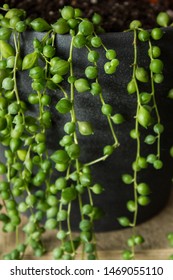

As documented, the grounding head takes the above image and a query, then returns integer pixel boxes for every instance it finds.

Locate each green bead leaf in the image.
[80,173,92,187]
[66,143,80,159]
[0,27,12,40]
[137,183,151,195]
[50,150,70,164]
[50,58,70,76]
[149,59,164,74]
[79,20,94,36]
[57,210,68,221]
[74,78,90,93]
[55,98,72,114]
[9,138,22,152]
[168,88,173,99]
[104,61,116,74]
[153,123,164,134]
[17,150,27,161]
[111,113,125,124]
[126,200,136,212]
[80,231,92,242]
[53,247,63,259]
[118,216,131,227]
[122,250,133,260]
[45,218,57,230]
[0,116,7,131]
[127,79,136,94]
[62,187,77,202]
[52,18,70,34]
[0,213,10,223]
[144,135,156,145]
[122,174,133,184]
[24,158,33,173]
[78,121,94,136]
[0,40,15,58]
[30,18,51,32]
[82,204,93,215]
[129,20,142,29]
[135,67,149,83]
[0,69,8,88]
[138,196,151,206]
[137,106,152,128]
[91,183,104,194]
[103,145,114,156]
[5,8,25,19]
[29,66,44,79]
[8,101,20,114]
[134,235,145,245]
[156,12,171,27]
[79,220,92,232]
[22,52,38,70]
[0,162,7,174]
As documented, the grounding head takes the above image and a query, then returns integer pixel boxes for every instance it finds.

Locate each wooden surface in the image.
[1,189,173,260]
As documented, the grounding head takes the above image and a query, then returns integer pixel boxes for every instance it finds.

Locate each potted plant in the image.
[0,3,173,260]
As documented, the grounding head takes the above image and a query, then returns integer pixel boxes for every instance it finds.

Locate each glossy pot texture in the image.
[1,28,173,231]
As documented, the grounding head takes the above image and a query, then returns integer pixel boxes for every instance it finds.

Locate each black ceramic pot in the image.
[1,28,173,231]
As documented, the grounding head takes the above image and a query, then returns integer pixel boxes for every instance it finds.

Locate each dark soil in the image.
[3,0,173,31]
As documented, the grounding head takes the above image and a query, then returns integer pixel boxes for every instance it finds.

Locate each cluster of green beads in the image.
[119,12,172,260]
[0,4,172,260]
[48,6,121,261]
[0,4,123,260]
